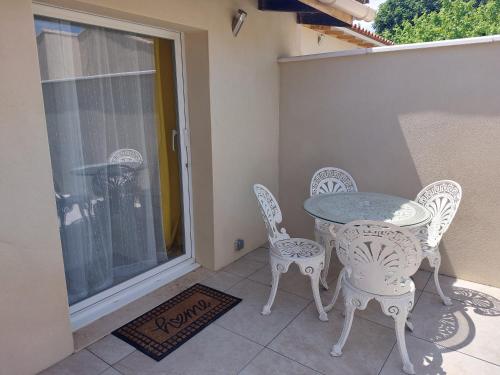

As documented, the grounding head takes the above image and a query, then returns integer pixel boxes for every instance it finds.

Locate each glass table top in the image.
[71,162,145,176]
[303,192,431,228]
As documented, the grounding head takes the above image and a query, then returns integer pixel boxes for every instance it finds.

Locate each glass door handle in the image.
[171,129,178,152]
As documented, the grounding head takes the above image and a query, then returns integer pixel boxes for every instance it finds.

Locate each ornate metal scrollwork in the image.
[415,180,462,307]
[254,183,327,322]
[274,238,323,259]
[304,266,314,274]
[253,184,290,246]
[336,221,422,296]
[416,180,462,248]
[351,298,362,308]
[310,167,358,196]
[388,305,400,316]
[333,220,421,375]
[310,167,358,290]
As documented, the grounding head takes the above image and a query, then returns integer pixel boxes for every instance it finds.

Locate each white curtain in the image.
[36,16,168,305]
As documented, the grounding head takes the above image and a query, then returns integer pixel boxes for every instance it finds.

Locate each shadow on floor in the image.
[430,286,500,344]
[412,286,500,374]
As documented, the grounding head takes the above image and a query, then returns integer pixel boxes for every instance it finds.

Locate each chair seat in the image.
[344,272,416,297]
[271,238,324,260]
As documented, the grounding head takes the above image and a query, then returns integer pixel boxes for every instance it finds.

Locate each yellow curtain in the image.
[154,38,182,250]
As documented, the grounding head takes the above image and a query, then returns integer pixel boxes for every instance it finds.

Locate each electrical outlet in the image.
[234,239,244,251]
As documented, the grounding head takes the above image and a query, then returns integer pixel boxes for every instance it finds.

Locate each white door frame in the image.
[33,3,197,330]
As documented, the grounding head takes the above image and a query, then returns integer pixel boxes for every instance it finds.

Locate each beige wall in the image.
[299,25,359,54]
[184,30,215,269]
[0,1,74,374]
[0,0,309,372]
[279,41,500,288]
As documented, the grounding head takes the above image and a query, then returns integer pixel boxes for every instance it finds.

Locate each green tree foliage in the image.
[374,0,489,35]
[386,0,500,44]
[374,0,442,34]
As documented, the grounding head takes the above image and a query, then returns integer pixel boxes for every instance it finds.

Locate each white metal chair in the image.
[327,220,422,375]
[310,167,358,289]
[253,184,328,321]
[415,180,462,306]
[109,148,143,167]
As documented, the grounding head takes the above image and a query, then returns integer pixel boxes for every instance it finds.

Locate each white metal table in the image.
[303,192,431,229]
[304,191,431,339]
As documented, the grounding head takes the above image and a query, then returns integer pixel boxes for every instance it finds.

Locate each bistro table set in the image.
[253,167,462,374]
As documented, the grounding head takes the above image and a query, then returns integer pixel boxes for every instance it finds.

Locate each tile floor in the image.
[41,246,500,375]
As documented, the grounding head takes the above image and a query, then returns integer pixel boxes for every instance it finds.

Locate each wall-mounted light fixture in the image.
[318,33,325,45]
[232,9,247,37]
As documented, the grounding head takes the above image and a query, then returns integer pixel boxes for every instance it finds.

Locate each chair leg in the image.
[325,268,345,312]
[262,263,282,315]
[315,230,331,290]
[309,267,328,321]
[320,236,334,290]
[405,311,414,332]
[394,309,415,375]
[428,252,452,306]
[331,298,356,357]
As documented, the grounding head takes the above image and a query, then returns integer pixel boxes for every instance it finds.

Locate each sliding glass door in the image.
[34,13,190,307]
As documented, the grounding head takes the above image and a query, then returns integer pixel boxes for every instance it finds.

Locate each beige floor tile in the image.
[201,271,244,291]
[380,335,500,375]
[249,261,342,301]
[269,305,396,375]
[322,262,346,295]
[39,349,109,375]
[216,278,310,345]
[87,335,135,365]
[248,263,315,300]
[150,267,215,299]
[242,247,269,264]
[114,324,262,375]
[73,293,167,352]
[223,257,267,278]
[101,368,123,375]
[412,270,432,291]
[240,348,321,375]
[48,254,500,375]
[410,291,500,365]
[424,274,500,301]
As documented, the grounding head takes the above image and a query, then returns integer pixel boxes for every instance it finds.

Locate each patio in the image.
[41,245,500,375]
[5,1,500,373]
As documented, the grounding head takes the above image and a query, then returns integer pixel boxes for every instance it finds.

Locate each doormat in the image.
[113,283,241,361]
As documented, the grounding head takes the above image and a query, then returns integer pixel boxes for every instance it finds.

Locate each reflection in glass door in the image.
[34,15,187,306]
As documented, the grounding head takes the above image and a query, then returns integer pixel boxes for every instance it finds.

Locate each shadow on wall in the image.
[278,42,500,286]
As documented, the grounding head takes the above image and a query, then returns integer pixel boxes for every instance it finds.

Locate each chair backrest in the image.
[333,220,422,296]
[253,184,290,246]
[416,180,462,247]
[109,148,143,166]
[310,167,358,197]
